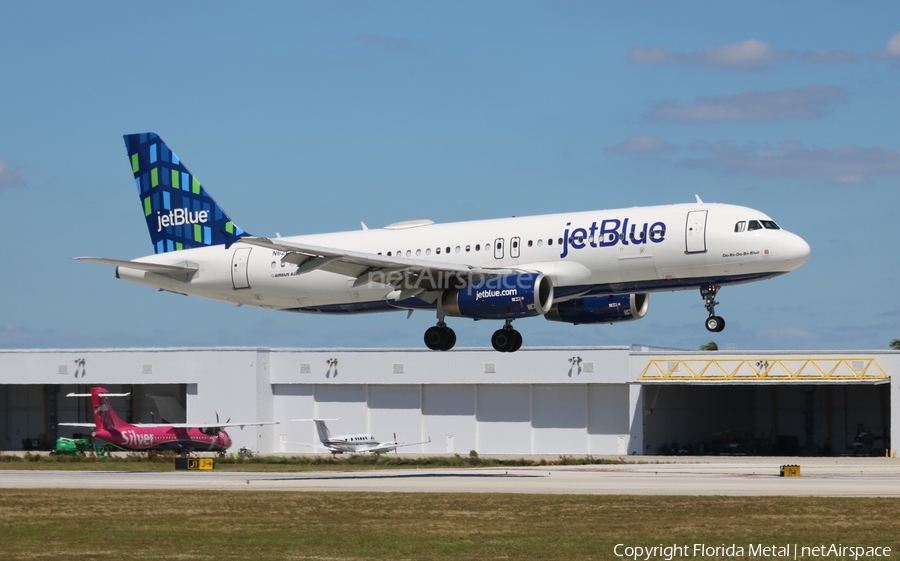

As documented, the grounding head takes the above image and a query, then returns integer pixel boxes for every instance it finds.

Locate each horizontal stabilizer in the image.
[74,257,198,276]
[66,392,131,398]
[137,421,279,429]
[57,422,96,427]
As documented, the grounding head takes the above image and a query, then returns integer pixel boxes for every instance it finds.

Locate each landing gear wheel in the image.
[509,330,523,352]
[424,325,456,351]
[491,329,513,352]
[491,329,522,352]
[700,284,725,333]
[705,316,725,333]
[424,326,444,350]
[440,328,456,351]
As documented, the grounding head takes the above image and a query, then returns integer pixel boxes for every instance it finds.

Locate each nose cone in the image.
[220,431,232,450]
[783,233,811,269]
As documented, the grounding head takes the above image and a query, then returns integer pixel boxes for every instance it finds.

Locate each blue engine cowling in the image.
[442,273,554,320]
[544,293,649,324]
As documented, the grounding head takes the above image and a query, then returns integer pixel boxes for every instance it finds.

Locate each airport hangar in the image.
[1,346,897,457]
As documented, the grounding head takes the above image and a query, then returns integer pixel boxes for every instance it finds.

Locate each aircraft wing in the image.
[241,237,530,292]
[286,441,334,451]
[360,436,432,454]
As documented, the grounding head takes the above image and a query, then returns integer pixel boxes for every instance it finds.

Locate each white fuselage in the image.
[322,434,383,453]
[116,202,810,314]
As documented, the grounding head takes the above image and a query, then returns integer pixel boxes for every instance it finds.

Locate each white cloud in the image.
[604,136,679,154]
[628,39,855,69]
[887,31,900,56]
[627,46,670,64]
[703,39,782,67]
[680,141,900,183]
[830,174,870,185]
[644,85,846,123]
[0,159,26,189]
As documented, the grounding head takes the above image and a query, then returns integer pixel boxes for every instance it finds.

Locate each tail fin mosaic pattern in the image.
[124,132,248,254]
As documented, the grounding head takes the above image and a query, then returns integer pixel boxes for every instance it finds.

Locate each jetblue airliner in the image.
[78,133,810,352]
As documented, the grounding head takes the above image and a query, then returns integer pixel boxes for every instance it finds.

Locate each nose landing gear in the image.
[701,283,725,333]
[491,320,523,353]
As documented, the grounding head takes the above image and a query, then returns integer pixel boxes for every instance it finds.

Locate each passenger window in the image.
[406,250,411,257]
[527,240,532,247]
[475,244,480,251]
[748,220,762,231]
[537,239,543,247]
[416,249,421,256]
[387,251,392,256]
[446,247,451,254]
[761,220,780,230]
[426,248,431,255]
[558,238,563,245]
[436,247,441,254]
[465,245,471,252]
[734,221,746,233]
[455,246,460,253]
[548,238,553,246]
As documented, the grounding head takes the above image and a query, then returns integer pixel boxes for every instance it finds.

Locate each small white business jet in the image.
[77,133,810,352]
[291,419,430,455]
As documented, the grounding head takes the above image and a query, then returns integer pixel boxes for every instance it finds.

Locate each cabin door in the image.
[231,247,252,289]
[685,210,708,254]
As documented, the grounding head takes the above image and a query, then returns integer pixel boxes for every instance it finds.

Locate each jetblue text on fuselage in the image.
[156,208,209,232]
[560,218,666,258]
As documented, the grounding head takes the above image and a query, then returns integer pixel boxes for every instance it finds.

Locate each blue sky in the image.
[1,2,899,351]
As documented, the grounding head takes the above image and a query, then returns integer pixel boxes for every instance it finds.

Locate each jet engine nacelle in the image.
[544,293,649,325]
[442,273,554,320]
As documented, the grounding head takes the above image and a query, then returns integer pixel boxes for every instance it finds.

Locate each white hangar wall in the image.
[1,347,897,456]
[265,347,635,455]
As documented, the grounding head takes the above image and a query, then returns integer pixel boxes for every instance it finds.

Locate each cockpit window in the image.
[761,220,780,230]
[734,221,746,233]
[747,220,762,231]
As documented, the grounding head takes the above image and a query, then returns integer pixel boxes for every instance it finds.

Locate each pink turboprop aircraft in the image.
[58,387,276,453]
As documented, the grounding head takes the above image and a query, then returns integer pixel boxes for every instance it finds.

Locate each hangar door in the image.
[642,383,890,456]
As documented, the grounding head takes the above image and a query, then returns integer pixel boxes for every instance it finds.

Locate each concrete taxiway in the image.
[2,457,899,496]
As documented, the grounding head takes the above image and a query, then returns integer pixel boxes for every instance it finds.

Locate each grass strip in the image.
[0,451,626,471]
[0,491,898,560]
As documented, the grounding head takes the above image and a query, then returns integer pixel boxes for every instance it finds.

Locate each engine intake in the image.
[442,273,554,320]
[544,293,649,325]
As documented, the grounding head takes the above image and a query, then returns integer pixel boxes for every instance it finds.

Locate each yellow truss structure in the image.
[638,357,890,382]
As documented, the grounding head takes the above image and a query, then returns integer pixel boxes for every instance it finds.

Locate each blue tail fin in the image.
[124,133,249,254]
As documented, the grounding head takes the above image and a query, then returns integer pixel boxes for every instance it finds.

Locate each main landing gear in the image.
[424,322,456,351]
[701,283,726,333]
[423,319,524,352]
[491,320,523,353]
